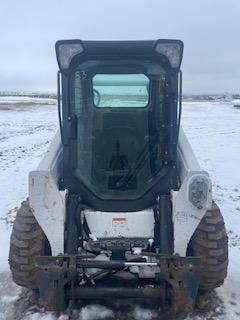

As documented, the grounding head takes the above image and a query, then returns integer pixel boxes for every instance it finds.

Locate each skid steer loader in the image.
[9,39,228,314]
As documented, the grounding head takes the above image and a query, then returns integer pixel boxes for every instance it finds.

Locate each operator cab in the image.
[56,40,183,211]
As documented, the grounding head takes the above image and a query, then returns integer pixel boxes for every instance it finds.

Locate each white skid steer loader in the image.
[9,39,228,314]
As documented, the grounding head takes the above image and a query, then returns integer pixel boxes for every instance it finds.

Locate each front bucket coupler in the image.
[36,254,201,313]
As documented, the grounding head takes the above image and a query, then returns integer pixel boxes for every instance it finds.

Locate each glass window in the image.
[92,74,149,108]
[70,61,168,200]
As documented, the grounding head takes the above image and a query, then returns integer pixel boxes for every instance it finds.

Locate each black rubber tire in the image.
[188,202,228,290]
[9,200,49,289]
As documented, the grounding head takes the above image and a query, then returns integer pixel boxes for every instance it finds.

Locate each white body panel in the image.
[29,131,66,255]
[172,128,212,255]
[28,127,212,257]
[84,209,154,238]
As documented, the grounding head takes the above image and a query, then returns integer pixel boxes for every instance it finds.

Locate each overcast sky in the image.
[0,0,240,94]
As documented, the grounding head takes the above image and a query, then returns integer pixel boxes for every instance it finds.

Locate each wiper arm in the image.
[116,142,150,189]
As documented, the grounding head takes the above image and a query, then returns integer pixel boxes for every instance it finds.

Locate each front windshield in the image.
[70,60,168,200]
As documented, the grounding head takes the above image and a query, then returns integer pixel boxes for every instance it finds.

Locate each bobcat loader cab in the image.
[9,40,228,314]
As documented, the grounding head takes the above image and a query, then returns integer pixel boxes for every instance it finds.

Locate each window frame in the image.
[67,59,174,204]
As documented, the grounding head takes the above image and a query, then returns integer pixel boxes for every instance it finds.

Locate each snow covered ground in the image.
[0,96,56,108]
[0,100,240,319]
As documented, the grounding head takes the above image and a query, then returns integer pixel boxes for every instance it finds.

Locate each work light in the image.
[189,176,209,209]
[155,40,183,69]
[55,40,84,70]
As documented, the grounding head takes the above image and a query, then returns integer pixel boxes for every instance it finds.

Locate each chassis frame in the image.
[36,254,201,314]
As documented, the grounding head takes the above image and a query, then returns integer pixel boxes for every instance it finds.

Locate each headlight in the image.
[189,176,209,209]
[155,40,183,69]
[55,40,84,70]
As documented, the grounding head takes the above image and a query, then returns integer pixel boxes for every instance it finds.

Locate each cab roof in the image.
[55,39,184,71]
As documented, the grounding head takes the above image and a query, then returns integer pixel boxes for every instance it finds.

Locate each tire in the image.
[187,202,228,290]
[9,200,50,288]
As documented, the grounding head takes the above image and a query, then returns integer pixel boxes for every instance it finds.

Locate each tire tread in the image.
[188,202,228,290]
[9,200,46,288]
